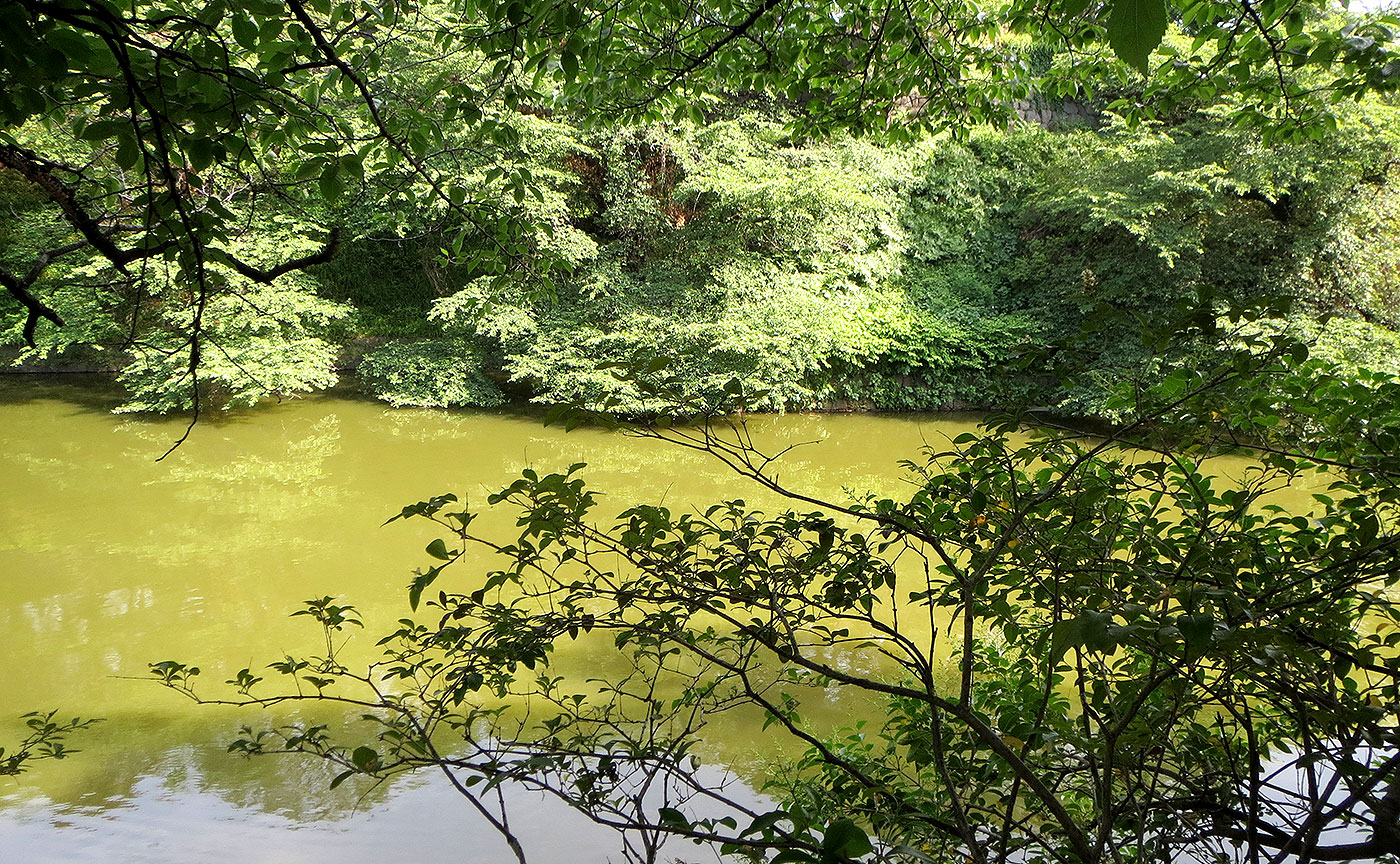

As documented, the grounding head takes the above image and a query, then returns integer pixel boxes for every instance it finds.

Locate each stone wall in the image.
[1011,98,1101,131]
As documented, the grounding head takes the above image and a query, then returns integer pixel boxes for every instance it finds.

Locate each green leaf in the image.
[340,152,364,185]
[80,119,127,142]
[426,538,452,560]
[1107,0,1168,73]
[44,28,96,66]
[1050,611,1116,664]
[821,818,872,858]
[319,162,344,201]
[115,135,140,170]
[185,137,214,171]
[408,565,442,611]
[329,769,355,789]
[1049,617,1082,666]
[295,157,326,182]
[231,15,259,50]
[743,810,789,836]
[350,746,378,770]
[1178,612,1214,659]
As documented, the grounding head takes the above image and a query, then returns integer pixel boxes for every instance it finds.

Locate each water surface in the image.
[0,378,990,863]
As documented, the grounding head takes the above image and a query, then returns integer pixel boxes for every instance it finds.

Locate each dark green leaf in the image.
[350,746,378,770]
[426,538,453,560]
[821,818,872,857]
[1107,0,1168,72]
[319,162,344,201]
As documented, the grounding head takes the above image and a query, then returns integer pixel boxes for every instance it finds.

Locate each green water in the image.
[0,377,996,863]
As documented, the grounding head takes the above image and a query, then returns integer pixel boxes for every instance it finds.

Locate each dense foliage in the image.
[7,101,1400,417]
[3,0,1400,421]
[4,2,1400,862]
[422,105,1400,415]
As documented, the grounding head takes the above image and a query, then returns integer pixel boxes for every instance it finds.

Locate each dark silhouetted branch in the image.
[223,228,341,283]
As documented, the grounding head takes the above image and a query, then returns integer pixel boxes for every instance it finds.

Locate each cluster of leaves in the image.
[357,337,506,408]
[0,181,351,410]
[0,0,561,422]
[0,711,100,777]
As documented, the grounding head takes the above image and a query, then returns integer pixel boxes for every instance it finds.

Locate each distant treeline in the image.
[6,102,1400,418]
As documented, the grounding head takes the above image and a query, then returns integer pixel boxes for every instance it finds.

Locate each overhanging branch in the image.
[222,227,341,283]
[0,264,65,346]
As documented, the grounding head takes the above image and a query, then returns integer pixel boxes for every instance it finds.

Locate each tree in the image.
[4,1,1399,859]
[150,332,1400,863]
[0,0,547,434]
[3,0,1399,431]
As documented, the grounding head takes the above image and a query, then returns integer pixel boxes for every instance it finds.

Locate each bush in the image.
[358,339,506,408]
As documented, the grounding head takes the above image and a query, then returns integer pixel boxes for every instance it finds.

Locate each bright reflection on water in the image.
[0,377,989,863]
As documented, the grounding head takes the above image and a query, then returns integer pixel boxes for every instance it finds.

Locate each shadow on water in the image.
[0,373,301,435]
[0,373,126,414]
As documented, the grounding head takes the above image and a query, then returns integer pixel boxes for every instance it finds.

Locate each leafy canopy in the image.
[3,0,1399,424]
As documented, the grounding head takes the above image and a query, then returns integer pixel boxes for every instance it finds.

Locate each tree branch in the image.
[222,227,341,283]
[0,263,66,346]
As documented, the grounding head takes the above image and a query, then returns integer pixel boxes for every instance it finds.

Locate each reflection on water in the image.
[0,377,986,862]
[0,756,655,864]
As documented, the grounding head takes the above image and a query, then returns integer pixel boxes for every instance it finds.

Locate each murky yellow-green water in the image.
[0,377,997,863]
[0,376,1328,863]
